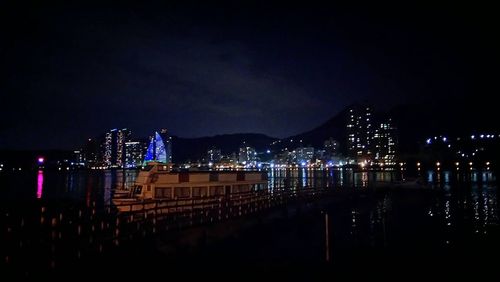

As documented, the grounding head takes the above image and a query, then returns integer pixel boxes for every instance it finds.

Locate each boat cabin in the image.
[131,162,268,200]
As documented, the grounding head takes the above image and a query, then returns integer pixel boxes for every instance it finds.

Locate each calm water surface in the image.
[1,168,498,278]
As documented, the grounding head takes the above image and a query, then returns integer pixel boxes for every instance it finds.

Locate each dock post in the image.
[325,212,330,263]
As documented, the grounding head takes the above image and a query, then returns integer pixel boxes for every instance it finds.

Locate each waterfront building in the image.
[103,129,118,167]
[125,141,144,168]
[238,144,257,165]
[117,128,131,168]
[324,137,339,159]
[373,119,397,165]
[207,147,222,163]
[295,146,315,164]
[83,137,102,168]
[73,150,85,166]
[347,106,373,161]
[103,128,131,168]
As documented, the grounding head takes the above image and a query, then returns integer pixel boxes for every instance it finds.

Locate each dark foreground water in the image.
[1,168,499,279]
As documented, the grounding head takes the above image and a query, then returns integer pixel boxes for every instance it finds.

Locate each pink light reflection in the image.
[37,170,44,199]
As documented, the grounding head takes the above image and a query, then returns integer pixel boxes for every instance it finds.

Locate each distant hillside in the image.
[172,133,278,162]
[266,98,500,158]
[285,108,349,148]
[2,98,496,165]
[5,99,495,164]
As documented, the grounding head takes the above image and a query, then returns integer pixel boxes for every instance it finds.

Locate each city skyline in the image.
[2,2,498,149]
[2,2,500,278]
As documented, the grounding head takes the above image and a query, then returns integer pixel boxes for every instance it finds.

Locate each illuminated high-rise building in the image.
[117,128,131,168]
[238,144,257,164]
[104,129,118,167]
[125,141,144,168]
[324,138,339,158]
[346,106,373,160]
[373,119,397,165]
[295,147,315,164]
[207,147,222,163]
[73,150,85,166]
[104,128,131,168]
[83,138,101,168]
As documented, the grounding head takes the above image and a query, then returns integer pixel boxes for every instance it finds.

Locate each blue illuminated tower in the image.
[143,131,169,164]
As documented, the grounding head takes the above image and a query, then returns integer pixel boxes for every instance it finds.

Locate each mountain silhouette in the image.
[172,98,499,162]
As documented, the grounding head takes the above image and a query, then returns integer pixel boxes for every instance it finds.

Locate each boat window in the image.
[192,186,208,197]
[157,165,169,171]
[155,187,172,199]
[234,185,250,193]
[133,185,142,194]
[142,165,154,171]
[174,187,190,198]
[209,186,224,196]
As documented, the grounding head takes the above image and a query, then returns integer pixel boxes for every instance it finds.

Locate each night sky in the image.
[1,1,498,149]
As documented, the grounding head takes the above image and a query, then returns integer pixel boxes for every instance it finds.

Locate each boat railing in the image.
[112,186,331,219]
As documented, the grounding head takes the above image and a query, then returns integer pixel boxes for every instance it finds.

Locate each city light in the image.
[37,157,45,164]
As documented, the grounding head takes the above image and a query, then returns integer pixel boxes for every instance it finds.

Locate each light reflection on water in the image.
[267,168,402,190]
[268,168,498,248]
[2,168,498,237]
[36,170,44,199]
[2,169,138,206]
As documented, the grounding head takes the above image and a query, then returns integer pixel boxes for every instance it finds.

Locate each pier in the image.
[2,185,340,277]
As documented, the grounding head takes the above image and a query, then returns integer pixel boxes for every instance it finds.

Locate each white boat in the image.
[112,162,269,212]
